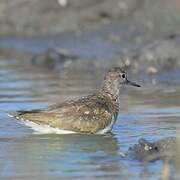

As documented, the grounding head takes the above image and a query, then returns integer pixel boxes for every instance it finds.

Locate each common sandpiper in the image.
[9,67,140,134]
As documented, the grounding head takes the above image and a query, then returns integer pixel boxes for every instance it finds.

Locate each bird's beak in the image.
[126,79,141,87]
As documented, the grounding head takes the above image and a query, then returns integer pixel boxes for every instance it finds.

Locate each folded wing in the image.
[9,95,113,133]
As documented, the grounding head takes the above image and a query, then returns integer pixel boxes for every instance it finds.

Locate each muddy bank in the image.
[122,35,180,75]
[0,0,142,36]
[0,0,180,36]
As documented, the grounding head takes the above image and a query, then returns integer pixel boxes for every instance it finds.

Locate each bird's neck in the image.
[101,80,120,98]
[99,81,121,104]
[97,83,120,119]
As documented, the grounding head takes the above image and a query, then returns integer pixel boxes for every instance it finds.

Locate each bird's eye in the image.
[122,74,126,79]
[154,146,159,152]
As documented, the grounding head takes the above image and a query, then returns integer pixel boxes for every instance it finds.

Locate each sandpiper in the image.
[9,67,140,134]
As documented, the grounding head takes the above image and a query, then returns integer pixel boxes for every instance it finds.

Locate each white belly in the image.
[97,117,116,134]
[13,115,116,135]
[22,120,76,134]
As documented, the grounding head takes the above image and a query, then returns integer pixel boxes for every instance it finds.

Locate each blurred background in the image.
[0,0,180,77]
[0,0,180,179]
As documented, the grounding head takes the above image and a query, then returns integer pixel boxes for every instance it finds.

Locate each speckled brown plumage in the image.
[9,67,140,134]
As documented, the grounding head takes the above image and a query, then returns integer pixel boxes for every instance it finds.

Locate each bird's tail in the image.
[8,110,40,119]
[8,111,26,120]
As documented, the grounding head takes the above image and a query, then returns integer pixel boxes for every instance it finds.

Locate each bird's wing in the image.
[9,95,113,133]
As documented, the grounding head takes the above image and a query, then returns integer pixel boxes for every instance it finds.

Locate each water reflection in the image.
[1,134,129,179]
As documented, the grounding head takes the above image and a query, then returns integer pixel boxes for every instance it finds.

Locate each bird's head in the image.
[102,67,140,96]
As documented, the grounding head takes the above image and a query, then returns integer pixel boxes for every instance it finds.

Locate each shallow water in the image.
[0,57,180,180]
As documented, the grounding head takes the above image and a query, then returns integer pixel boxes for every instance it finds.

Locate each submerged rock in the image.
[31,48,79,69]
[126,137,180,162]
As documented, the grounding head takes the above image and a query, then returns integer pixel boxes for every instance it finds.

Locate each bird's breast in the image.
[96,115,116,134]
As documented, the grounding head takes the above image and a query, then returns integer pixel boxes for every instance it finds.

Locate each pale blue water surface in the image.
[0,42,180,180]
